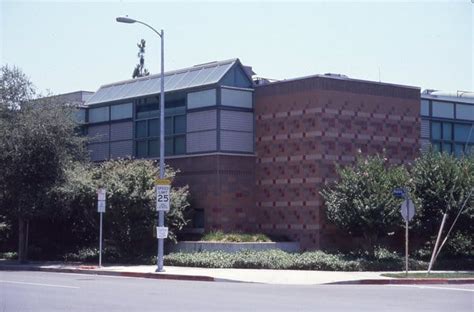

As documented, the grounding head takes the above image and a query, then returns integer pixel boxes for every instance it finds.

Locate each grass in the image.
[201,231,272,243]
[382,272,474,279]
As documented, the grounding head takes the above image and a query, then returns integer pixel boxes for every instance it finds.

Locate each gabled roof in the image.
[86,58,241,106]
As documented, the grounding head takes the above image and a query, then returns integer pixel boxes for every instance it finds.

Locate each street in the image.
[1,271,473,311]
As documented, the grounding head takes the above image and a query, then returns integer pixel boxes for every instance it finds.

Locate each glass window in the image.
[165,117,173,135]
[432,142,441,152]
[89,106,109,123]
[149,119,160,137]
[432,101,454,119]
[443,143,452,154]
[174,115,186,134]
[165,137,173,156]
[135,121,147,138]
[149,139,160,157]
[454,124,474,143]
[432,122,441,140]
[455,144,464,157]
[174,135,186,155]
[136,141,147,158]
[111,103,133,120]
[442,122,452,140]
[420,100,430,116]
[74,108,86,124]
[456,104,474,121]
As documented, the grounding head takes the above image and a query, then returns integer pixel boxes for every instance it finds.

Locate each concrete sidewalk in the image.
[1,261,473,285]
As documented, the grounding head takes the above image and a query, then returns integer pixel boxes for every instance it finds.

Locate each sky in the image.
[1,0,473,95]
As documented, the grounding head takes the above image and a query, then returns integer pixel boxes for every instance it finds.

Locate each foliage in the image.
[0,64,35,112]
[51,159,190,261]
[0,65,86,261]
[164,248,429,271]
[321,153,409,254]
[411,151,474,240]
[201,231,272,243]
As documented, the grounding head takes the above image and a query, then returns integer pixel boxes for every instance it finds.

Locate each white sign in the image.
[156,226,168,239]
[401,199,415,222]
[156,185,171,211]
[97,188,106,201]
[98,200,106,213]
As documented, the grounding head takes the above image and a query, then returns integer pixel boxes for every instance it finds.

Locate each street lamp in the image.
[116,16,166,272]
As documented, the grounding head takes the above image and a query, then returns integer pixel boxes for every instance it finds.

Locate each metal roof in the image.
[86,59,238,105]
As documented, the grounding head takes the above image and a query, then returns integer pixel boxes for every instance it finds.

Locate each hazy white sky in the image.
[1,0,473,95]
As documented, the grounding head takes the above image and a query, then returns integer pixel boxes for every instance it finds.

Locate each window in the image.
[111,103,133,120]
[442,122,452,140]
[454,124,474,143]
[89,106,109,123]
[134,96,186,157]
[136,120,147,138]
[432,101,454,119]
[456,104,474,121]
[136,141,147,158]
[431,122,441,140]
[442,143,452,154]
[420,100,430,116]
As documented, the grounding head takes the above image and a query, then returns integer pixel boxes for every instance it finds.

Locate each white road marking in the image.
[389,285,474,293]
[0,280,79,289]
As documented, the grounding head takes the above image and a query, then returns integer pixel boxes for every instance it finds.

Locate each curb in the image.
[0,265,215,282]
[326,278,474,285]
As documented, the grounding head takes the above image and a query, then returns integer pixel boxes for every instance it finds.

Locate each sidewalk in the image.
[1,261,473,285]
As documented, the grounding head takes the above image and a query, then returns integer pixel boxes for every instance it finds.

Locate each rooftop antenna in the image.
[132,39,150,78]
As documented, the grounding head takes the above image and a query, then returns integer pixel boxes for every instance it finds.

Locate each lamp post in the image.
[116,16,166,272]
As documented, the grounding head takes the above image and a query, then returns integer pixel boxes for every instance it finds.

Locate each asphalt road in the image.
[1,271,473,312]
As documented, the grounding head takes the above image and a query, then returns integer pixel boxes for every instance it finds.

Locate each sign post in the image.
[395,187,415,276]
[155,179,170,272]
[97,188,106,267]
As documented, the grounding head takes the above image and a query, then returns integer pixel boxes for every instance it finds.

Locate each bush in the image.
[164,249,430,271]
[201,231,272,243]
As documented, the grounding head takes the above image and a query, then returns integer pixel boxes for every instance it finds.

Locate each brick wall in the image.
[168,155,256,233]
[254,76,420,250]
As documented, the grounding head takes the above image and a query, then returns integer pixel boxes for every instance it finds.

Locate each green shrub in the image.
[201,231,272,243]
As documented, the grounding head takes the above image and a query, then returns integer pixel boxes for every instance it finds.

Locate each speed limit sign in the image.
[155,179,171,211]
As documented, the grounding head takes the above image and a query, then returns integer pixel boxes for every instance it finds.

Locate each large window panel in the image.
[454,124,474,143]
[221,88,253,109]
[187,89,217,109]
[442,122,452,140]
[456,104,474,121]
[136,120,147,138]
[420,100,430,116]
[431,122,441,140]
[432,101,454,119]
[111,103,133,120]
[174,115,186,134]
[149,139,160,157]
[148,119,160,137]
[136,140,147,158]
[89,106,109,123]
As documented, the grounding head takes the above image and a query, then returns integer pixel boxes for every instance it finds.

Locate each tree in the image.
[321,153,409,255]
[53,159,190,261]
[0,65,86,262]
[411,151,473,255]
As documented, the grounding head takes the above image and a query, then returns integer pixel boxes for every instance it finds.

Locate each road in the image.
[1,271,472,311]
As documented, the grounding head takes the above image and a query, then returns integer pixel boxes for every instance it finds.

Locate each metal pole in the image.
[428,213,448,273]
[157,29,165,272]
[99,212,103,267]
[405,194,409,276]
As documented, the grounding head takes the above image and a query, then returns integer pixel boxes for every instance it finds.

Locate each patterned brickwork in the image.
[168,155,256,232]
[254,76,420,250]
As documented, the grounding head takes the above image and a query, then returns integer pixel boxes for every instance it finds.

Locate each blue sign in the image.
[393,188,405,198]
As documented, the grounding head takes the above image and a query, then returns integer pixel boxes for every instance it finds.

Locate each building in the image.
[420,90,474,156]
[82,58,425,249]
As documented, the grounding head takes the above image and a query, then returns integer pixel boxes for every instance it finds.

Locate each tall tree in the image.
[0,65,86,262]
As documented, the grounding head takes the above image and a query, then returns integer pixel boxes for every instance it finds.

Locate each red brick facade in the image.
[169,155,256,232]
[254,76,420,249]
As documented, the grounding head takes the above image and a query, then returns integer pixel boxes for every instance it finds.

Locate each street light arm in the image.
[135,20,163,38]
